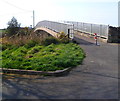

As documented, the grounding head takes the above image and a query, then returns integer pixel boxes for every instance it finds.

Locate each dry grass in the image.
[1,29,70,47]
[1,30,52,46]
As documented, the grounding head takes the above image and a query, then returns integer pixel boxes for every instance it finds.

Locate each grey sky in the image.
[0,0,119,28]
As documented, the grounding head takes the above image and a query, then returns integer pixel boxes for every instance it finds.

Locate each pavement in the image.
[2,33,119,100]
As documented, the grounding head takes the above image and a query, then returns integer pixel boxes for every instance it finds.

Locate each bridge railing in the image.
[35,20,74,37]
[35,20,109,39]
[65,21,109,39]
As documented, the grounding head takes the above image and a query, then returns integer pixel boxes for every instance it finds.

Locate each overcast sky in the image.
[0,0,119,29]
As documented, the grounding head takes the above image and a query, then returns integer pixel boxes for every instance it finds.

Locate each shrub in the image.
[2,44,18,51]
[58,32,69,43]
[2,44,11,51]
[25,40,39,48]
[17,27,32,36]
[42,37,60,46]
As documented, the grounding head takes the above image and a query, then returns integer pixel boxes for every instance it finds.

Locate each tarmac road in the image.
[2,33,119,100]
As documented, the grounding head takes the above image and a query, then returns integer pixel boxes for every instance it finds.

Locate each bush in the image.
[42,37,60,46]
[58,32,69,43]
[27,45,43,54]
[2,44,10,51]
[2,44,18,51]
[25,40,39,48]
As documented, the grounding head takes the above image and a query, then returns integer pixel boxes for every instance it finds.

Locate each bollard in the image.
[94,33,100,46]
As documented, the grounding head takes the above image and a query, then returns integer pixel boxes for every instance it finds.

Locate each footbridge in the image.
[34,20,74,39]
[35,20,109,40]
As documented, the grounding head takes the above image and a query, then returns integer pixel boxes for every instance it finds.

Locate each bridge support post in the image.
[68,29,70,38]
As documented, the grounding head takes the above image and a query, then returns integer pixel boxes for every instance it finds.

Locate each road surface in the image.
[2,33,119,100]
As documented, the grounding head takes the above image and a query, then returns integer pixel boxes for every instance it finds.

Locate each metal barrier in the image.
[65,21,109,39]
[35,20,74,39]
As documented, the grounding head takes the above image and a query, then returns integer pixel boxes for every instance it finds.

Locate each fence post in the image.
[107,25,109,39]
[91,24,92,34]
[82,23,84,31]
[73,24,74,38]
[77,22,78,31]
[100,24,102,37]
[68,29,70,38]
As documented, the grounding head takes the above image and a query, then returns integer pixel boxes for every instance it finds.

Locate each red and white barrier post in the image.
[94,33,98,45]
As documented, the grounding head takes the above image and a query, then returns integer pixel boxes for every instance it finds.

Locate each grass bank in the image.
[1,43,85,71]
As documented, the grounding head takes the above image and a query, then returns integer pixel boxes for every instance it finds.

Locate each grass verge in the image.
[1,43,85,71]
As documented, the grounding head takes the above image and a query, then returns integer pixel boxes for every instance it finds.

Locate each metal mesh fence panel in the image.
[65,21,109,38]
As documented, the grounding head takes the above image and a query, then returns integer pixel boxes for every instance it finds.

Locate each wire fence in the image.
[65,21,109,38]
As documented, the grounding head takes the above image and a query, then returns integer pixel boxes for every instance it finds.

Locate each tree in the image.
[6,17,21,36]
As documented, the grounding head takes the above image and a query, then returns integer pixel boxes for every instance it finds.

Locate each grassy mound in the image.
[1,43,85,71]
